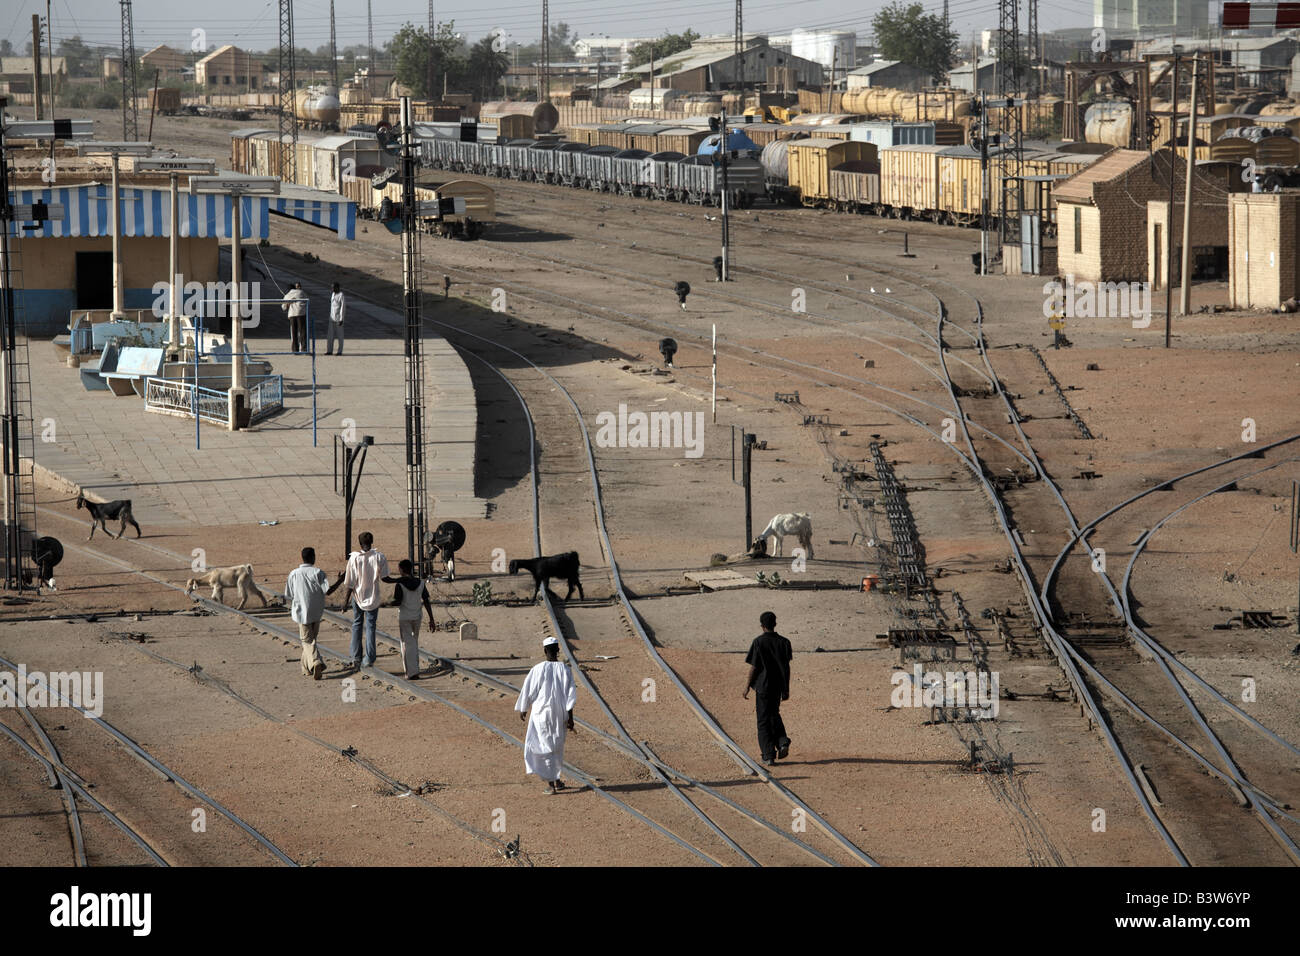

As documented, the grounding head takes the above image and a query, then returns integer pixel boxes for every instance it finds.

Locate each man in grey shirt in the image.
[286,547,343,680]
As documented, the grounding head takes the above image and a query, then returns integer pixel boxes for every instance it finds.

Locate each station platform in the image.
[30,274,486,527]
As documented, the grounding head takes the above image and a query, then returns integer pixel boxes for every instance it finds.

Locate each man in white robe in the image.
[515,637,578,794]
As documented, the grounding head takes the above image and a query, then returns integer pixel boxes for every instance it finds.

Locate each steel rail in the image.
[458,337,843,866]
[17,707,87,866]
[0,718,167,866]
[37,503,838,866]
[474,347,759,867]
[426,316,880,866]
[46,534,721,866]
[0,648,298,867]
[1117,458,1300,761]
[932,301,1191,865]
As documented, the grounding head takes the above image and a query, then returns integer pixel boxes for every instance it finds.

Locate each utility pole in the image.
[329,0,337,87]
[720,111,730,281]
[367,0,375,75]
[399,97,430,574]
[278,0,297,183]
[541,0,550,101]
[31,17,42,121]
[1027,0,1038,99]
[735,0,743,90]
[979,91,989,276]
[1165,49,1180,348]
[46,0,55,121]
[1180,54,1199,317]
[120,1,138,141]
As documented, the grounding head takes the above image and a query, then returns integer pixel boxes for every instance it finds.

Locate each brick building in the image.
[196,45,263,89]
[1228,192,1300,310]
[141,45,189,81]
[1055,149,1228,284]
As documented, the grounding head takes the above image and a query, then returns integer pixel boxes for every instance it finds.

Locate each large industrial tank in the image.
[296,86,342,127]
[761,139,793,183]
[790,28,856,72]
[698,129,761,155]
[629,87,684,110]
[1084,101,1133,147]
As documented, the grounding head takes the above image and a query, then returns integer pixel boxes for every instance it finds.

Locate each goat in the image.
[186,564,268,610]
[76,493,142,541]
[508,552,584,602]
[752,513,813,559]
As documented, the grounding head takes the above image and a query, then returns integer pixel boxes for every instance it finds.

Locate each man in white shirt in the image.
[326,282,345,356]
[515,637,578,795]
[282,282,309,353]
[337,531,391,670]
[285,547,343,680]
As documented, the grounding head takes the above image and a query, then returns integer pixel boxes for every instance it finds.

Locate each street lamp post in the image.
[189,175,280,430]
[76,141,153,320]
[136,157,216,355]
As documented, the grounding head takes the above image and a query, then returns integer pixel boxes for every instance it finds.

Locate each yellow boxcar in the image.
[828,165,881,210]
[937,147,984,223]
[1258,136,1300,166]
[880,144,945,215]
[787,139,877,204]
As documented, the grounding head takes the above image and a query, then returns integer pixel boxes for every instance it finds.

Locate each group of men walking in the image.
[281,534,793,791]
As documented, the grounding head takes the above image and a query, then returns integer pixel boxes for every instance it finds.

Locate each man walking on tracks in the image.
[283,282,309,353]
[515,636,577,795]
[743,610,792,766]
[286,547,340,680]
[336,531,390,671]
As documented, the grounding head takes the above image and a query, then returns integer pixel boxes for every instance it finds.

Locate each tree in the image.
[0,39,14,58]
[57,36,96,77]
[549,22,575,61]
[626,30,699,70]
[465,36,509,100]
[871,2,956,83]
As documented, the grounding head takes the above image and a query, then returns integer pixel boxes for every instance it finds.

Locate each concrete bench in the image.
[101,346,166,397]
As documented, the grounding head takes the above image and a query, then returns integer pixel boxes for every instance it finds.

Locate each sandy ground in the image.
[3,108,1298,868]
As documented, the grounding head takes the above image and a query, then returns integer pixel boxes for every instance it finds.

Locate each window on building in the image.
[1073,206,1082,254]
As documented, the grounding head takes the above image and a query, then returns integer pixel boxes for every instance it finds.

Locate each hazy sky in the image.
[4,0,1097,55]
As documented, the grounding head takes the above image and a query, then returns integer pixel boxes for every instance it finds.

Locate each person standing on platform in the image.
[742,610,793,766]
[283,282,308,353]
[515,637,578,795]
[326,283,346,355]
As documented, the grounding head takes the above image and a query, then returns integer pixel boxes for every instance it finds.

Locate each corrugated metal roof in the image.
[1052,148,1152,203]
[789,138,855,149]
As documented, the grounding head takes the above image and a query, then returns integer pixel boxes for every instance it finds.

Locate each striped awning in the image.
[7,183,355,240]
[270,184,357,239]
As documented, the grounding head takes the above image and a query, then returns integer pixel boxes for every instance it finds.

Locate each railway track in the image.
[363,185,1300,864]
[0,643,296,867]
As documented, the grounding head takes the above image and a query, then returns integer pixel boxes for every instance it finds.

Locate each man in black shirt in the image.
[743,610,793,766]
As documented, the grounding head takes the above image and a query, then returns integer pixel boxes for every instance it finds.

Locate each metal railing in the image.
[247,374,283,422]
[143,377,229,424]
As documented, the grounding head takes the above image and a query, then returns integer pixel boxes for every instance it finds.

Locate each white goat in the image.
[753,513,813,559]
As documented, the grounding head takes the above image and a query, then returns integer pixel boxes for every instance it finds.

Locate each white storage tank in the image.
[790,29,856,72]
[629,87,685,110]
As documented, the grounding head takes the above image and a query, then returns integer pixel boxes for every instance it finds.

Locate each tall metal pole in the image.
[735,0,743,90]
[1179,54,1199,317]
[46,0,55,120]
[742,433,753,549]
[542,0,550,101]
[367,0,375,74]
[31,17,42,121]
[110,153,125,318]
[980,91,989,276]
[278,0,298,183]
[1165,53,1178,348]
[120,1,138,141]
[330,0,338,88]
[720,111,730,281]
[0,105,17,586]
[169,171,180,351]
[400,97,429,574]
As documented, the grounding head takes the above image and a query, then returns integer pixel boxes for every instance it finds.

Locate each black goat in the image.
[508,552,583,602]
[76,493,142,541]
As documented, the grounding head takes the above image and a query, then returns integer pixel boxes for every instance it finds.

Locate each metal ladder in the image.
[0,195,40,589]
